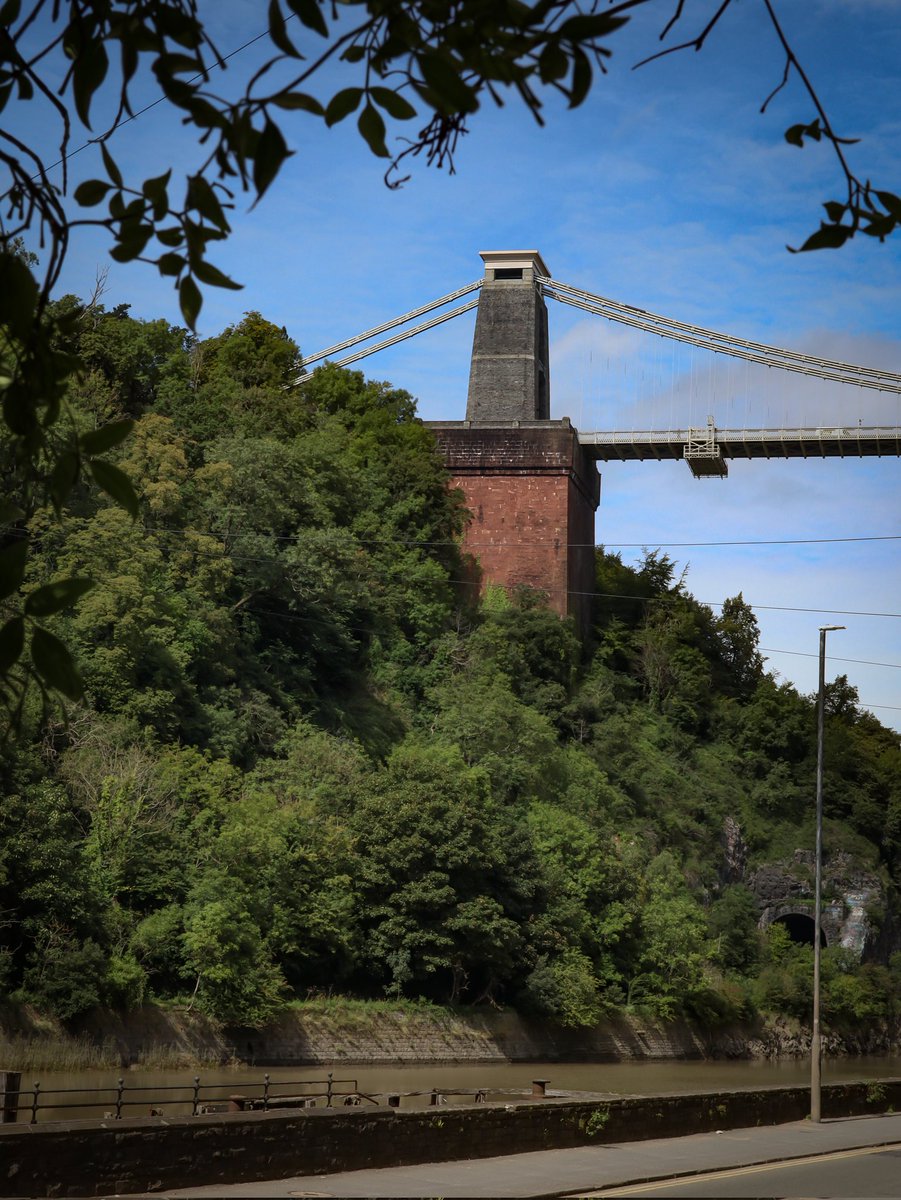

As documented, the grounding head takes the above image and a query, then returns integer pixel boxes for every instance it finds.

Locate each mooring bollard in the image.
[0,1072,21,1124]
[531,1079,550,1098]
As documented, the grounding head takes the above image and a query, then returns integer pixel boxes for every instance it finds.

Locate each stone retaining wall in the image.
[65,1006,742,1068]
[5,1080,901,1197]
[7,1005,900,1071]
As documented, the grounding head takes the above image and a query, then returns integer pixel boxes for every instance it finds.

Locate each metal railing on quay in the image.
[0,1073,556,1125]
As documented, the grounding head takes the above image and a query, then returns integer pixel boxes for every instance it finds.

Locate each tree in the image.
[350,740,533,1002]
[2,0,896,715]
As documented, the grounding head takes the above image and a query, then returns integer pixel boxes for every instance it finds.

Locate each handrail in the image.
[0,1073,545,1124]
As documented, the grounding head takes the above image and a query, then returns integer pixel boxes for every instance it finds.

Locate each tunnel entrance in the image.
[773,912,827,947]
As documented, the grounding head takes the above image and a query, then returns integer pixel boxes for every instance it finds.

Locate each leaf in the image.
[876,191,901,221]
[110,226,153,261]
[0,616,24,675]
[538,42,569,84]
[31,625,84,700]
[49,449,79,510]
[358,103,390,158]
[0,253,39,336]
[268,0,300,57]
[25,577,94,618]
[286,0,328,37]
[193,260,243,290]
[795,223,853,252]
[0,0,23,26]
[823,201,846,223]
[100,139,123,187]
[569,47,592,108]
[861,214,895,239]
[558,13,629,41]
[179,275,203,330]
[0,538,28,601]
[157,252,186,276]
[187,174,229,230]
[325,87,364,127]
[784,124,806,148]
[73,179,112,206]
[253,119,290,198]
[418,53,479,115]
[157,226,185,247]
[271,91,324,115]
[79,418,134,455]
[369,87,417,121]
[72,39,109,128]
[142,169,172,219]
[88,458,140,516]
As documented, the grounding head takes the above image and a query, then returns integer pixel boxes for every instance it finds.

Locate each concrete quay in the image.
[157,1112,901,1198]
[6,1081,901,1197]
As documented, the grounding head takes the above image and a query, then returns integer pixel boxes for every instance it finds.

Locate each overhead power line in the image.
[759,647,901,670]
[55,521,901,621]
[241,607,900,714]
[148,524,901,550]
[31,26,279,184]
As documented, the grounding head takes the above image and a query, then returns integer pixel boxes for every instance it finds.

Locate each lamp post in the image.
[811,623,844,1124]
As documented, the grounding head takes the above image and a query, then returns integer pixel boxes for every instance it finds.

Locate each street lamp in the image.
[811,624,845,1124]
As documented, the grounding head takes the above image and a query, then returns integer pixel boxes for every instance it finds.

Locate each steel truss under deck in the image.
[580,419,901,478]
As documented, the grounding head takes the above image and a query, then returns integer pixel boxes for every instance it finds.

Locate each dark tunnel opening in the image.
[773,911,827,947]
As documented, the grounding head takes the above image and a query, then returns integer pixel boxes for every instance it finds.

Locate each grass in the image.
[0,1034,122,1072]
[0,1033,242,1073]
[285,995,456,1032]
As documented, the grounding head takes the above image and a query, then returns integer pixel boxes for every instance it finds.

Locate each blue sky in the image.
[13,0,901,730]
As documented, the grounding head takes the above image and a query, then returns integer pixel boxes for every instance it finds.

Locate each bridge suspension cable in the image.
[294,279,482,384]
[539,277,901,394]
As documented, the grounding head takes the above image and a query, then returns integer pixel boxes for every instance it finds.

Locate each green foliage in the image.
[520,949,606,1028]
[1,316,899,1030]
[2,0,891,725]
[709,885,761,973]
[20,935,108,1021]
[584,1106,610,1137]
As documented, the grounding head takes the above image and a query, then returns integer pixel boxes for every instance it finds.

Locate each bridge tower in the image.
[430,251,600,632]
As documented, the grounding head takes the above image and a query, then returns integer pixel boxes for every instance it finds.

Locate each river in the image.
[12,1056,901,1124]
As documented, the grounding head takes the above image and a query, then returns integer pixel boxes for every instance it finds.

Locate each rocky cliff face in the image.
[724,820,889,959]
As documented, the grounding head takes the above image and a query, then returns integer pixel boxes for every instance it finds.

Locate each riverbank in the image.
[2,1001,900,1072]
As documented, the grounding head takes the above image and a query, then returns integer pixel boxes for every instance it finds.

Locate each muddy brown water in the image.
[10,1056,901,1123]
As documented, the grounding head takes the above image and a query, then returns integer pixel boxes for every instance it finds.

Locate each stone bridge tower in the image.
[430,251,600,632]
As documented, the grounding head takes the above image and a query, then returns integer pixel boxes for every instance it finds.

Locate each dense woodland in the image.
[2,300,900,1031]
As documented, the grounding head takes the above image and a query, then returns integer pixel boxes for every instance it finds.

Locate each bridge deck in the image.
[578,426,901,462]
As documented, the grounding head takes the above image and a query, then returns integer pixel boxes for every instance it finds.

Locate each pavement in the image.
[158,1110,901,1198]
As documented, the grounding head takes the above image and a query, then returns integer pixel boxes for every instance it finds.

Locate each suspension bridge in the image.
[296,250,901,478]
[294,250,901,627]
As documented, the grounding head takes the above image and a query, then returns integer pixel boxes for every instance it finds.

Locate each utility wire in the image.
[58,523,900,621]
[243,609,897,710]
[31,25,279,182]
[759,647,901,670]
[147,524,901,550]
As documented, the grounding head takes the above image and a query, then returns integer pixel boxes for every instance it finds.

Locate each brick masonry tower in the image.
[430,251,600,631]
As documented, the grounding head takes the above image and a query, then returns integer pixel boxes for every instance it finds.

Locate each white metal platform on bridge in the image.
[578,424,901,478]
